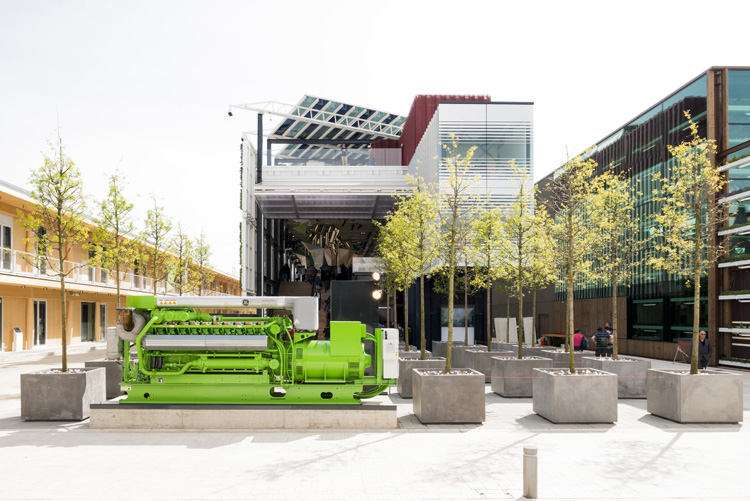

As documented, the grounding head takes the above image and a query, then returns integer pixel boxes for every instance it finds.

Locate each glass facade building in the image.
[538,67,750,362]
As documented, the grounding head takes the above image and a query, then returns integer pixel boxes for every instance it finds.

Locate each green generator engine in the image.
[115,295,399,404]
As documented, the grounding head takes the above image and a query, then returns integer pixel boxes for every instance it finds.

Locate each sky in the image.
[1,0,747,276]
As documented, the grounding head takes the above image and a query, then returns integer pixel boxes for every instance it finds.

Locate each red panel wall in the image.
[399,95,491,166]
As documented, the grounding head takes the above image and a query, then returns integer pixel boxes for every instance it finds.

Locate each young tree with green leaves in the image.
[526,203,555,347]
[590,167,646,360]
[501,165,549,359]
[93,170,135,308]
[190,232,215,295]
[376,174,441,358]
[470,205,507,352]
[649,112,725,374]
[547,151,605,372]
[171,223,193,296]
[142,196,173,295]
[20,136,89,372]
[375,211,418,349]
[437,139,481,372]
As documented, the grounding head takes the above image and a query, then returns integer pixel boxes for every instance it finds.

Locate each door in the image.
[33,300,46,346]
[99,304,107,341]
[537,313,549,337]
[81,302,95,342]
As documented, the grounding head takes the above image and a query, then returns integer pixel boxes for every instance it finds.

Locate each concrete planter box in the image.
[646,369,743,423]
[430,340,465,359]
[541,349,587,368]
[491,356,554,397]
[532,368,618,423]
[465,349,513,382]
[397,357,446,398]
[413,368,485,424]
[84,359,124,399]
[583,357,651,398]
[21,367,106,421]
[399,349,432,359]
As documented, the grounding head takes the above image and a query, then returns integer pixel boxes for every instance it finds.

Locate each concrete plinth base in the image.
[646,369,743,423]
[430,341,464,360]
[90,403,398,429]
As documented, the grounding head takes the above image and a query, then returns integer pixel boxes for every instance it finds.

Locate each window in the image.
[1,222,11,271]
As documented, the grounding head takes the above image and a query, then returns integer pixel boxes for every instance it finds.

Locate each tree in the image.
[190,232,215,295]
[649,112,725,374]
[470,205,507,352]
[93,170,135,308]
[376,174,441,358]
[501,164,550,359]
[590,167,646,360]
[20,136,89,372]
[546,150,605,372]
[436,138,481,372]
[141,196,173,295]
[375,212,417,349]
[526,201,555,347]
[171,223,193,296]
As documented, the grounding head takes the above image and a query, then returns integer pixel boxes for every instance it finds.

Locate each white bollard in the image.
[523,446,538,499]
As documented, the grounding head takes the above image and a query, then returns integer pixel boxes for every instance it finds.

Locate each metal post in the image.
[257,112,263,183]
[523,446,538,499]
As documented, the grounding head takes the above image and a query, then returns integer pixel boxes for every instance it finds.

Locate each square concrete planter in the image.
[430,340,464,359]
[21,367,106,421]
[84,359,125,399]
[646,369,743,423]
[399,349,432,359]
[541,349,586,368]
[583,357,651,398]
[491,356,554,397]
[397,357,446,398]
[413,368,485,424]
[532,368,618,423]
[465,349,513,382]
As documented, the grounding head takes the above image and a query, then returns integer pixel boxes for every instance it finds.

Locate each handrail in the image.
[0,248,230,296]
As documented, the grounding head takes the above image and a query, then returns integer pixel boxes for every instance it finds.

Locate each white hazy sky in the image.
[1,0,746,276]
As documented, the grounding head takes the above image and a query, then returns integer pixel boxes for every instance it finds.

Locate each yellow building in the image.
[0,179,239,352]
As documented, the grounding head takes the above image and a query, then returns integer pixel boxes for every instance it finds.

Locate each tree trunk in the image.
[531,288,537,347]
[506,296,510,343]
[59,245,68,373]
[486,281,492,352]
[404,284,410,351]
[420,274,426,360]
[445,225,456,373]
[612,263,618,360]
[386,289,391,328]
[518,262,524,360]
[691,210,701,374]
[567,211,575,373]
[464,263,469,345]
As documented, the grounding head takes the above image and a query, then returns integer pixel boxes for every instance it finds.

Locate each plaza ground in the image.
[1,344,748,501]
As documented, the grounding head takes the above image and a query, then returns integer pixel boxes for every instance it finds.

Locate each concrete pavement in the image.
[1,346,748,500]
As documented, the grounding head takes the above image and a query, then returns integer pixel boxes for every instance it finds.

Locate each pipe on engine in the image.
[116,310,147,342]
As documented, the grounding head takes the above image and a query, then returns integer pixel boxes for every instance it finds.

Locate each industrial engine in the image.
[114,295,399,404]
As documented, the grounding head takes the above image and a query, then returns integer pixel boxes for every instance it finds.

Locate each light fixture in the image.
[372,289,382,300]
[372,271,381,281]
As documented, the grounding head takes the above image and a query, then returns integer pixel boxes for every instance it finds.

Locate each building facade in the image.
[537,66,750,364]
[0,180,239,352]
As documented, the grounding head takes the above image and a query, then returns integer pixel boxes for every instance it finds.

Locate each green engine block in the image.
[116,295,398,404]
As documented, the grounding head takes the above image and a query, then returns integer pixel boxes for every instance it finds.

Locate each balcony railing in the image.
[0,248,229,296]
